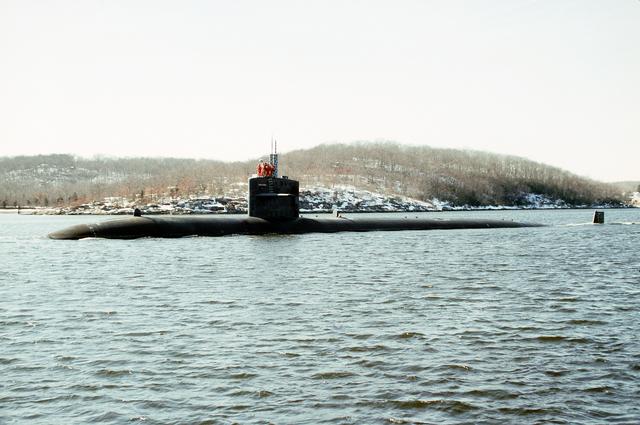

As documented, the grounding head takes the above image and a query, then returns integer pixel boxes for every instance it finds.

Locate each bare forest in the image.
[0,142,625,208]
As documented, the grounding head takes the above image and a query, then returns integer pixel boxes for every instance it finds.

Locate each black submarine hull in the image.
[48,215,542,240]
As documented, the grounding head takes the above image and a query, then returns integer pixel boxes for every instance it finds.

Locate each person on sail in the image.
[264,162,274,177]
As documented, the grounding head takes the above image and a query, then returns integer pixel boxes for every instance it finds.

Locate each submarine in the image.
[48,148,541,240]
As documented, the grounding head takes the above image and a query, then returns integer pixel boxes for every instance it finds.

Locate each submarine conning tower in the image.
[248,142,299,221]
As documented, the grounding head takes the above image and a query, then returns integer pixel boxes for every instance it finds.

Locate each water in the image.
[1,210,639,424]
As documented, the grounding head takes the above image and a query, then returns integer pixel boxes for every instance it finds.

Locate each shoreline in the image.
[2,205,635,216]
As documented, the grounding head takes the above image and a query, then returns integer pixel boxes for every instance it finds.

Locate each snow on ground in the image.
[32,196,248,215]
[521,193,568,209]
[299,185,434,213]
[27,186,629,215]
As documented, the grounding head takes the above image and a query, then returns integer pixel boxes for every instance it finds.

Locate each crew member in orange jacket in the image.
[263,162,274,177]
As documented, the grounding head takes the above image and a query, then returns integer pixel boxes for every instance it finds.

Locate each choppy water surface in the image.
[2,210,639,424]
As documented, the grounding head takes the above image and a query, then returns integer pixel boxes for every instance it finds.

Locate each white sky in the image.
[1,0,638,181]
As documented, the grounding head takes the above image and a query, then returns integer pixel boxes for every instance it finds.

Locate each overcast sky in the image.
[1,0,638,181]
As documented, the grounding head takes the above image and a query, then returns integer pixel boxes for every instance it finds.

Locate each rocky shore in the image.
[11,186,637,215]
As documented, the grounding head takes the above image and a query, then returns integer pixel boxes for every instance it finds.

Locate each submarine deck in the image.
[48,215,542,240]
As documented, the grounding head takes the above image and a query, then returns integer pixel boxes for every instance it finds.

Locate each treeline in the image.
[0,142,625,207]
[612,180,640,195]
[283,142,623,206]
[0,155,251,208]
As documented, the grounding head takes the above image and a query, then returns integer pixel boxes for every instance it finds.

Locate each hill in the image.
[0,142,627,208]
[612,181,640,194]
[282,142,623,207]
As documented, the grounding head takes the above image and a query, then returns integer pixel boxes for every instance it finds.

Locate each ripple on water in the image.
[342,344,391,353]
[393,331,425,340]
[497,406,565,417]
[227,372,258,380]
[311,371,357,380]
[384,399,479,413]
[533,335,592,344]
[544,369,570,377]
[567,319,606,326]
[0,357,19,365]
[442,364,472,372]
[463,388,521,400]
[95,368,133,378]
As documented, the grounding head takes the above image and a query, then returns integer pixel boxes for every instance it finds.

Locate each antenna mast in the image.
[270,137,279,178]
